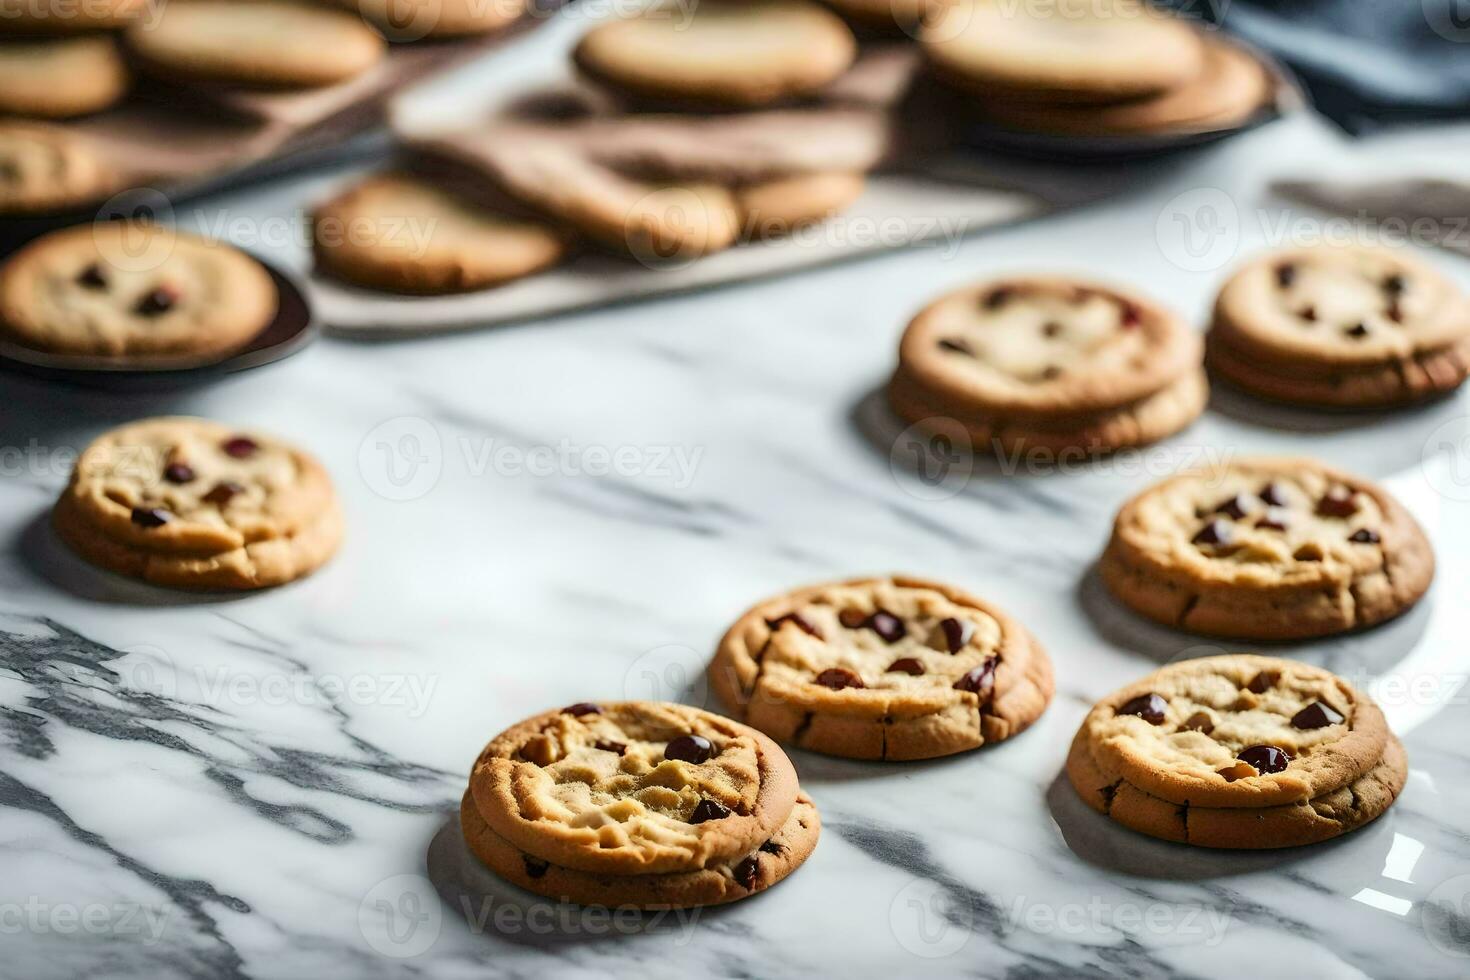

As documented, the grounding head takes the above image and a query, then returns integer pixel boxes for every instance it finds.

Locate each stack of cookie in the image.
[460,702,819,908]
[888,276,1208,456]
[709,576,1054,760]
[1100,456,1435,639]
[313,0,873,293]
[1068,656,1408,849]
[1207,244,1470,408]
[919,0,1272,139]
[0,223,278,365]
[53,417,344,591]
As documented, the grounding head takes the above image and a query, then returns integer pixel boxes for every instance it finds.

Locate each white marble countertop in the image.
[3,40,1470,980]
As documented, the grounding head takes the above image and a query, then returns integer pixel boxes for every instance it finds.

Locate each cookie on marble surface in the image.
[0,0,146,33]
[124,0,386,89]
[888,277,1207,455]
[312,173,570,294]
[469,701,802,876]
[1067,656,1408,849]
[336,0,523,38]
[970,38,1271,137]
[1207,244,1470,408]
[921,0,1204,105]
[574,0,857,109]
[0,222,277,361]
[1099,457,1434,640]
[709,576,1053,761]
[0,36,130,119]
[54,417,342,590]
[734,171,865,241]
[461,789,819,909]
[0,123,114,215]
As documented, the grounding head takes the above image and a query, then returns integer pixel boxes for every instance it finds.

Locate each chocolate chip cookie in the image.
[0,222,277,361]
[1067,655,1408,848]
[312,173,570,294]
[709,576,1053,761]
[125,0,386,89]
[1100,457,1434,640]
[888,277,1207,455]
[922,0,1204,105]
[1207,244,1470,408]
[574,0,857,110]
[462,701,818,908]
[0,37,130,120]
[0,124,114,216]
[54,418,343,590]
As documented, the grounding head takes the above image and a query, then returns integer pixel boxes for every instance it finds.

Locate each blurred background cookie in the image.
[125,0,387,89]
[0,36,130,119]
[921,0,1205,105]
[0,222,277,361]
[0,123,113,215]
[574,0,857,110]
[312,172,571,294]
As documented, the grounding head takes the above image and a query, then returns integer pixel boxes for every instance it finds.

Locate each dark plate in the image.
[0,261,317,389]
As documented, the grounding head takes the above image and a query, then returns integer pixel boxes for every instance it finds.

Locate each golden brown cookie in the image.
[0,36,130,119]
[54,417,342,591]
[468,702,802,876]
[0,223,277,362]
[1067,656,1408,849]
[1099,457,1435,639]
[312,173,570,294]
[125,0,386,89]
[709,576,1053,761]
[922,0,1205,105]
[1207,244,1470,408]
[574,0,857,110]
[888,277,1207,455]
